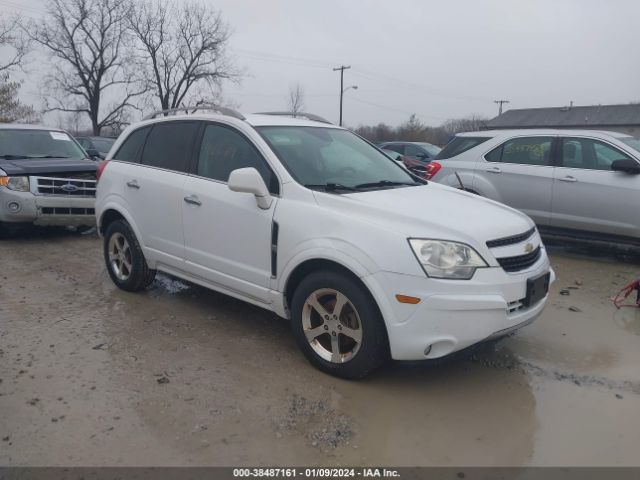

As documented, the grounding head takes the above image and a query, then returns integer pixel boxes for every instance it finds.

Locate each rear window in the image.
[434,136,491,159]
[113,127,150,162]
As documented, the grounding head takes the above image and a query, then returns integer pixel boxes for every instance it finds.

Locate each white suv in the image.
[95,107,554,378]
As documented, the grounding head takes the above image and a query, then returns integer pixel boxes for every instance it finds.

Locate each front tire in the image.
[103,220,156,292]
[290,270,389,379]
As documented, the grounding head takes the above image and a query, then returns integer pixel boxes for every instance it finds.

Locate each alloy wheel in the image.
[108,232,133,281]
[302,288,363,363]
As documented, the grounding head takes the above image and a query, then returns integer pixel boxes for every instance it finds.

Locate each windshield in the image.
[620,137,640,155]
[92,138,115,152]
[257,126,419,190]
[417,142,442,157]
[0,129,87,159]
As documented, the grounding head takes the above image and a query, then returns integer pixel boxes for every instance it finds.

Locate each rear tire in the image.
[103,220,156,292]
[290,270,389,379]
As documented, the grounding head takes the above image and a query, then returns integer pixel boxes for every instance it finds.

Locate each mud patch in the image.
[471,348,640,395]
[151,274,191,295]
[275,394,353,450]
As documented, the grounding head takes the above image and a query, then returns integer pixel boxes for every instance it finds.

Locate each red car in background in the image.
[381,148,441,180]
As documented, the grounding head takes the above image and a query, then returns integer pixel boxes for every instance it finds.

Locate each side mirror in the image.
[611,159,640,174]
[228,167,273,209]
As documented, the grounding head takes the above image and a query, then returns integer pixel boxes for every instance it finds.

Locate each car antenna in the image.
[455,172,465,190]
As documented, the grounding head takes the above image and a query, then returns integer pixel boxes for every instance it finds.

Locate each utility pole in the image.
[494,99,510,116]
[333,65,351,126]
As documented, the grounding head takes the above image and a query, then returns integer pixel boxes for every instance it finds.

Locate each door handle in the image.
[126,180,140,189]
[183,195,202,206]
[558,176,577,182]
[486,166,502,173]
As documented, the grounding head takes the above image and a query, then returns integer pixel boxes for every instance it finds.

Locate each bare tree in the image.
[28,0,146,135]
[287,83,305,116]
[129,0,239,112]
[0,16,29,75]
[442,114,488,136]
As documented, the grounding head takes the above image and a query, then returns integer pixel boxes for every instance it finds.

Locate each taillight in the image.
[96,160,109,182]
[425,161,442,180]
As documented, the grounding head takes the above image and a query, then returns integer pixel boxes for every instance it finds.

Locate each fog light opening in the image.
[7,201,21,213]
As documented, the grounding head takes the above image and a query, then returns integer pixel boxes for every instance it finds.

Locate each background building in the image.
[484,104,640,136]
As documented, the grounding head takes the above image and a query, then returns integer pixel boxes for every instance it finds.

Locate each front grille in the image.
[497,246,541,272]
[487,227,535,248]
[35,176,96,197]
[41,207,95,215]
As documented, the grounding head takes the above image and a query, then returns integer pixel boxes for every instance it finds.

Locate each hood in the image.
[314,183,534,248]
[0,157,97,175]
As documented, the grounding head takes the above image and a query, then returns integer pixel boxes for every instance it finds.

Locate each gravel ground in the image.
[1,229,639,466]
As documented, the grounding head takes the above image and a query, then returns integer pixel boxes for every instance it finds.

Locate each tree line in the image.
[353,113,489,146]
[0,0,238,135]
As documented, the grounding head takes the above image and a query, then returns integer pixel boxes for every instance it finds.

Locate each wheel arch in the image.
[283,257,391,358]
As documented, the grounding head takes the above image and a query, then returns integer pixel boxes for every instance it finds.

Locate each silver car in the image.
[430,129,640,245]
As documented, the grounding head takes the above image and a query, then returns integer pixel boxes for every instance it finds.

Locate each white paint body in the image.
[96,114,554,361]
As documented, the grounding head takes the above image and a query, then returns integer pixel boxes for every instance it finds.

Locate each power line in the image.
[351,68,492,104]
[348,97,446,121]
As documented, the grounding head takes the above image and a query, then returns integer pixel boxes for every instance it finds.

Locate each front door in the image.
[182,122,279,303]
[551,136,640,237]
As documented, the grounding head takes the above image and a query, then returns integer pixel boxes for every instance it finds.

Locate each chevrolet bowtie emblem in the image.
[524,243,534,253]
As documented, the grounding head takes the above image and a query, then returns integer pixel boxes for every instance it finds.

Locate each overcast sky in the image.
[3,0,640,128]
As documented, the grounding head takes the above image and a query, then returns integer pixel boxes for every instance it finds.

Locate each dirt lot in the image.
[1,230,639,466]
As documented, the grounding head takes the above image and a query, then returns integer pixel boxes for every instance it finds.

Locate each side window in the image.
[487,137,553,166]
[113,127,150,163]
[405,144,424,157]
[561,138,585,169]
[561,137,633,171]
[140,122,199,172]
[385,144,404,154]
[197,124,279,194]
[593,141,632,170]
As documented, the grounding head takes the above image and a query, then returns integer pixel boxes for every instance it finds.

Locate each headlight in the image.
[409,239,488,280]
[1,176,30,192]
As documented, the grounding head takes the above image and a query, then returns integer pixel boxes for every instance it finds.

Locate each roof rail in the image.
[256,111,333,125]
[143,104,246,121]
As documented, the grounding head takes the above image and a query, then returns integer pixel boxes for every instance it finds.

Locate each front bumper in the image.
[0,188,96,226]
[362,250,554,361]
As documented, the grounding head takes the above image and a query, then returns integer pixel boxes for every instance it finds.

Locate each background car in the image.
[76,136,116,160]
[382,148,428,178]
[430,129,640,247]
[0,124,97,233]
[378,141,442,162]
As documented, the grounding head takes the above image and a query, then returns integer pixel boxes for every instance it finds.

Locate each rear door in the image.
[117,121,200,268]
[181,122,279,303]
[477,135,556,225]
[551,136,640,237]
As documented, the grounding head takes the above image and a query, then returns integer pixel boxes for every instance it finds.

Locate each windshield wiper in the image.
[353,180,420,189]
[304,183,360,193]
[0,154,30,160]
